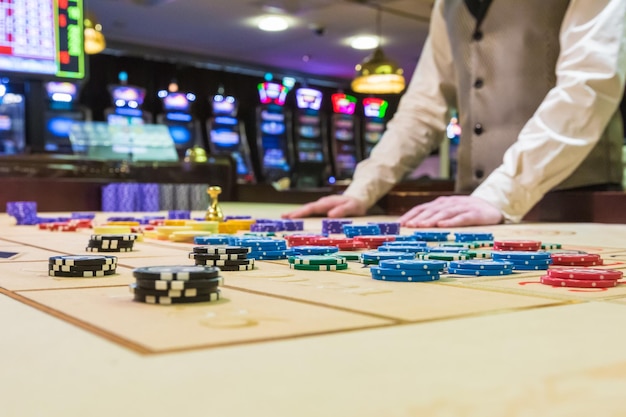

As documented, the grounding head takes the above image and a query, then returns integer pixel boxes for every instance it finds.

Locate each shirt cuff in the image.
[471,169,544,223]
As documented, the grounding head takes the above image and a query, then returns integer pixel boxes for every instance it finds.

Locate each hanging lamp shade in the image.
[84,12,106,55]
[351,46,405,94]
[350,5,405,94]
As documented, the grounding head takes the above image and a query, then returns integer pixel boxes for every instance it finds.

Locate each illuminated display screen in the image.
[295,88,322,110]
[363,98,388,118]
[111,86,146,108]
[45,81,78,101]
[167,126,191,145]
[258,82,288,106]
[331,93,357,115]
[212,95,237,116]
[162,93,190,112]
[0,0,86,79]
[210,130,240,147]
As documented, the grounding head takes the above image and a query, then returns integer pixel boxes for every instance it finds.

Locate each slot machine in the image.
[0,81,26,155]
[156,82,201,158]
[255,80,293,184]
[207,91,256,184]
[361,97,388,159]
[105,72,152,126]
[43,81,90,153]
[329,93,360,183]
[291,87,331,188]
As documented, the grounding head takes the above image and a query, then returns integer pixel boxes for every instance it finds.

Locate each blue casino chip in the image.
[454,232,494,242]
[411,231,451,242]
[447,267,514,276]
[448,260,514,270]
[290,246,340,255]
[492,251,551,260]
[378,259,447,271]
[370,266,440,282]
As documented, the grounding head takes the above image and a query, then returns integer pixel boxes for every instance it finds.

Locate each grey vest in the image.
[444,0,624,192]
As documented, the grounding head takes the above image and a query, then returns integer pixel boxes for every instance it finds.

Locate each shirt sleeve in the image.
[342,0,457,208]
[472,0,626,223]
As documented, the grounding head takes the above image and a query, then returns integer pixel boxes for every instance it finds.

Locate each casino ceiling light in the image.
[350,35,379,50]
[258,15,290,32]
[351,6,405,94]
[84,12,106,54]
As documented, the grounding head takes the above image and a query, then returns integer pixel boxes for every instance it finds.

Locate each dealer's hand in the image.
[282,195,367,219]
[399,195,503,228]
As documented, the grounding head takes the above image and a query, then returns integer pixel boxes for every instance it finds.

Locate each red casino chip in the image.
[336,240,366,250]
[550,253,603,266]
[547,268,623,281]
[493,240,541,251]
[284,235,322,246]
[540,275,618,288]
[314,237,354,246]
[353,235,396,249]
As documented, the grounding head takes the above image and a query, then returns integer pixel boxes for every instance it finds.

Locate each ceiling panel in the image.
[88,0,433,86]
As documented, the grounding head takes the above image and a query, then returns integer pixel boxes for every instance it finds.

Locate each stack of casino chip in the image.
[417,245,475,261]
[353,235,396,249]
[447,259,514,276]
[231,238,294,260]
[194,235,233,245]
[288,254,349,271]
[189,245,254,270]
[378,241,429,253]
[491,251,552,270]
[6,201,39,225]
[313,237,366,250]
[322,219,353,235]
[540,268,623,288]
[367,222,401,235]
[343,224,381,238]
[550,252,604,266]
[250,219,304,233]
[131,265,222,304]
[284,234,326,246]
[493,239,541,251]
[454,232,494,242]
[370,259,446,282]
[359,250,415,265]
[86,234,137,252]
[48,255,117,278]
[412,231,450,242]
[290,245,339,256]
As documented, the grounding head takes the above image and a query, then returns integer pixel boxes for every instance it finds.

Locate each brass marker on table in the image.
[205,186,224,222]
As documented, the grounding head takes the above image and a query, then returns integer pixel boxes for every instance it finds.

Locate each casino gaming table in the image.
[1,202,626,417]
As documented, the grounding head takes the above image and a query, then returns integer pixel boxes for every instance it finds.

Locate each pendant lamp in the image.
[84,12,106,55]
[351,6,405,94]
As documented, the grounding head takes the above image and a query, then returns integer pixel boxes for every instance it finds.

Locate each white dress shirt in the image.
[343,0,626,223]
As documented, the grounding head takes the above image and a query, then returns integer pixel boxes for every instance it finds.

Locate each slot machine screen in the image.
[0,0,86,80]
[163,93,191,112]
[0,115,11,131]
[210,116,240,149]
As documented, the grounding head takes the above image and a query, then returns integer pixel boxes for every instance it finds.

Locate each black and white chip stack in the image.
[131,265,223,305]
[48,255,118,278]
[86,234,138,252]
[189,245,255,271]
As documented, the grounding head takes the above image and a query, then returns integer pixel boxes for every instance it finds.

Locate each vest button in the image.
[474,123,484,135]
[473,78,484,88]
[472,31,483,41]
[475,169,485,179]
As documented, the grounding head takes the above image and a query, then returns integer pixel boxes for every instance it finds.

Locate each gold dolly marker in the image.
[205,186,224,222]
